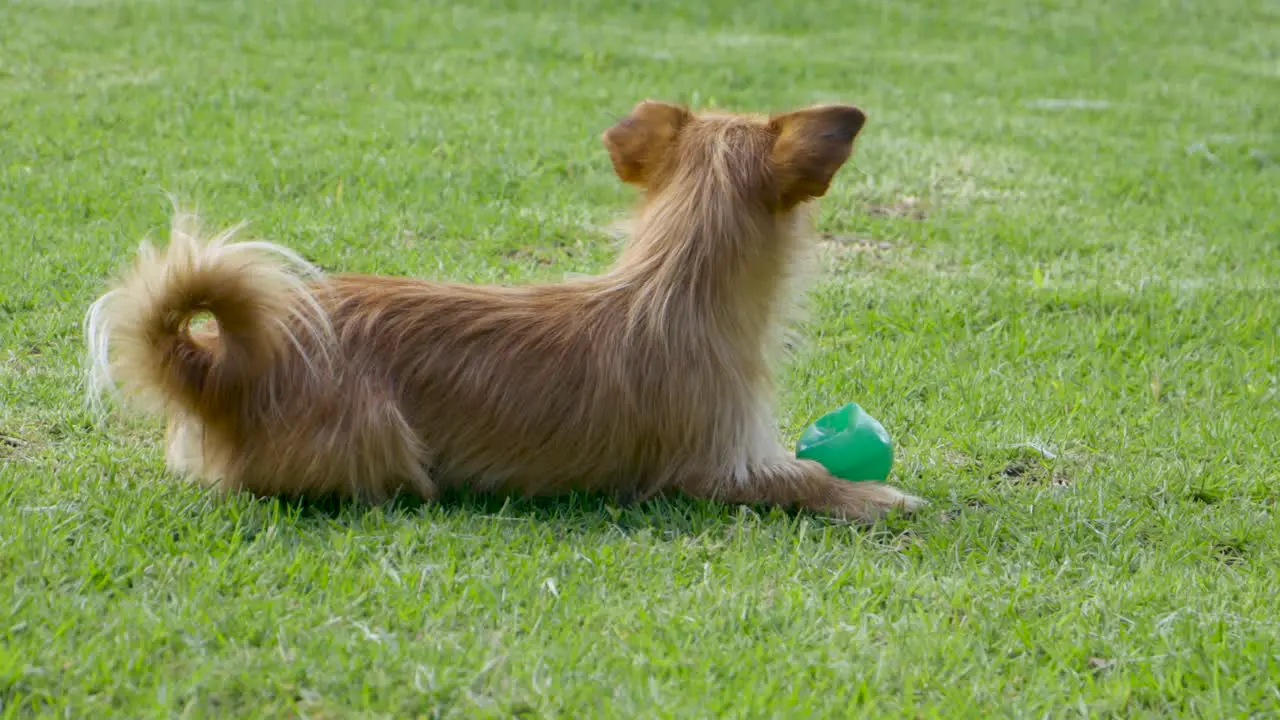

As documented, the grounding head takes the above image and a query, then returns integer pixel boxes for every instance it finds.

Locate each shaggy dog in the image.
[85,99,925,523]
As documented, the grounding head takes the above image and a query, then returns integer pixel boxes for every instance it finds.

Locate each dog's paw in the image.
[892,489,928,514]
[838,482,927,523]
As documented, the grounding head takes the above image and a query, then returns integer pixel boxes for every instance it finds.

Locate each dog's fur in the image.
[85,99,925,523]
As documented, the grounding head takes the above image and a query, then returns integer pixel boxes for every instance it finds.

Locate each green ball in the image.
[795,402,894,482]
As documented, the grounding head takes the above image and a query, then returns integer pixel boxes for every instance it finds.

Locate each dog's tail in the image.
[85,212,334,418]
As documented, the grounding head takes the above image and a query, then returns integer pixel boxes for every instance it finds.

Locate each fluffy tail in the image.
[85,212,334,417]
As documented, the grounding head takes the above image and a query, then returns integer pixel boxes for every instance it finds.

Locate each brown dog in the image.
[85,100,925,523]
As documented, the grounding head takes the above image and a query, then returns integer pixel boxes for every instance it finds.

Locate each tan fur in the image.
[85,100,925,522]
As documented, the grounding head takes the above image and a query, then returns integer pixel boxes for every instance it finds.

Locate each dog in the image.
[85,99,925,523]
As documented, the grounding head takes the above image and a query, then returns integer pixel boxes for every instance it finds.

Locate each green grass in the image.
[2,0,1279,716]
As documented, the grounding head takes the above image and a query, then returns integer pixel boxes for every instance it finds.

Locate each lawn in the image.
[2,0,1278,716]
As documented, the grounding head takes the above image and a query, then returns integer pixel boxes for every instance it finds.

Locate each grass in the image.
[2,0,1278,716]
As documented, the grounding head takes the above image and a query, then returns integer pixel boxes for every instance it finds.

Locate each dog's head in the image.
[602,100,866,211]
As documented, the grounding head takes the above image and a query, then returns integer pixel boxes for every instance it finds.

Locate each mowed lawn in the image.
[2,0,1278,716]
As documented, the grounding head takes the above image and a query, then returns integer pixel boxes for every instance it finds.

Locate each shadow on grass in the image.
[269,485,924,541]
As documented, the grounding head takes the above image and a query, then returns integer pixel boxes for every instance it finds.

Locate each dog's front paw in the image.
[841,482,927,522]
[889,488,928,514]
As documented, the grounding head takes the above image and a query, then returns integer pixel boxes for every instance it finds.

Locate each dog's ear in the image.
[769,104,867,206]
[602,100,692,185]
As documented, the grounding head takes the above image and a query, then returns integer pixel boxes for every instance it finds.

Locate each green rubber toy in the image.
[795,402,894,482]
